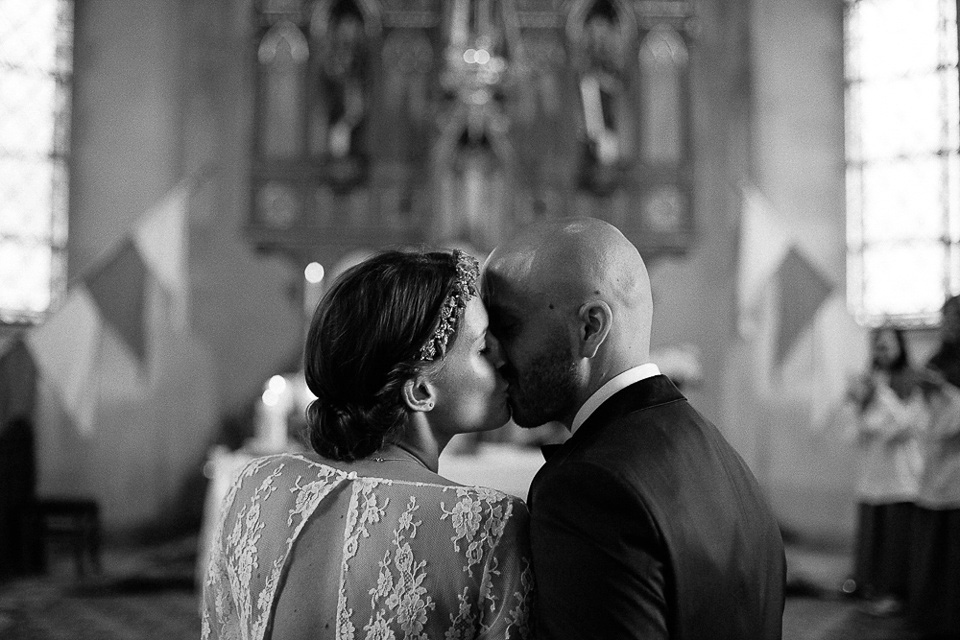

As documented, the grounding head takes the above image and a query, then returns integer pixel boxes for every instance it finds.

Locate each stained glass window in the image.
[845,0,960,326]
[0,0,72,324]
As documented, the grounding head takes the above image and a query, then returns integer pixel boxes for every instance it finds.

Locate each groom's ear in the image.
[576,300,612,358]
[402,375,437,412]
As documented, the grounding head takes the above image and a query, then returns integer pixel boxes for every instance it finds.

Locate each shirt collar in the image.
[570,363,661,435]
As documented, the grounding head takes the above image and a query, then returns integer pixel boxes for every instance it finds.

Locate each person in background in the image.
[926,294,960,385]
[202,250,533,640]
[843,327,926,617]
[909,295,960,639]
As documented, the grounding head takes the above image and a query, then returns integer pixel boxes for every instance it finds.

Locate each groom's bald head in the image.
[484,217,652,345]
[482,217,653,427]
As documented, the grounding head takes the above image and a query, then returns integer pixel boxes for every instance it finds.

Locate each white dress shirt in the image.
[570,363,661,435]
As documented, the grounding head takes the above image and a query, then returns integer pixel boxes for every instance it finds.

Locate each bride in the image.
[202,249,534,640]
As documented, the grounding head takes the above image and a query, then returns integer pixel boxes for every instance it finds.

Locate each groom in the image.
[483,218,785,640]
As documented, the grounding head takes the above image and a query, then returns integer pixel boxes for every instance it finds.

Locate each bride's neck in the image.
[395,415,449,473]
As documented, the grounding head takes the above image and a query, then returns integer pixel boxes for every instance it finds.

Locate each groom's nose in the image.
[485,334,506,369]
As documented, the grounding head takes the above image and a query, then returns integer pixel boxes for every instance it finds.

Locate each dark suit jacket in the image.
[529,375,785,640]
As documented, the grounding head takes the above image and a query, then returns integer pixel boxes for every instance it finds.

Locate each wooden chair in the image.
[21,497,102,577]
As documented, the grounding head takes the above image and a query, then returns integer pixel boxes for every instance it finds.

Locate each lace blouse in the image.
[201,451,534,640]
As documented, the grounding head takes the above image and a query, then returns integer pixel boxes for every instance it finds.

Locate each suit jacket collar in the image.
[539,443,563,461]
[578,374,684,435]
[571,363,662,434]
[541,375,684,462]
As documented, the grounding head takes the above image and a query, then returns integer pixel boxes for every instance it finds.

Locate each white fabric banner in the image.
[133,182,189,327]
[808,293,869,432]
[26,287,104,436]
[736,183,791,337]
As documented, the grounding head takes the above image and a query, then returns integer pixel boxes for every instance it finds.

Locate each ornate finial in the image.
[418,250,481,361]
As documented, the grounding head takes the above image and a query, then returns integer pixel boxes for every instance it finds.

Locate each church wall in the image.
[69,0,181,273]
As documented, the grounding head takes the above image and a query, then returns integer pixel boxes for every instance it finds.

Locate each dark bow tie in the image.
[540,444,562,461]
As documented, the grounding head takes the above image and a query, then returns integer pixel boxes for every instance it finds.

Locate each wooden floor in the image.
[0,536,200,640]
[0,538,924,640]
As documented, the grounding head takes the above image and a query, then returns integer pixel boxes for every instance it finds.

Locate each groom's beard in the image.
[503,343,579,429]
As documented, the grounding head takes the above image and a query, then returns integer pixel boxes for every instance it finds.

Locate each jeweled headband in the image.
[418,250,480,361]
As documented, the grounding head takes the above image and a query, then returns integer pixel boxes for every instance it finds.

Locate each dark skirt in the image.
[853,501,914,600]
[908,506,960,637]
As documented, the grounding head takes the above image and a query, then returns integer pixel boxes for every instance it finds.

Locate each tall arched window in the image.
[845,0,960,326]
[0,0,73,324]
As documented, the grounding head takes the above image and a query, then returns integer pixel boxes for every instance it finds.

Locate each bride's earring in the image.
[401,376,437,412]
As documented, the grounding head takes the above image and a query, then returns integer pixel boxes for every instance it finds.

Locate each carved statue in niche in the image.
[309,0,375,187]
[432,0,521,250]
[568,0,634,195]
[382,30,434,153]
[510,31,567,215]
[515,32,563,126]
[437,130,510,251]
[377,30,435,224]
[258,21,309,159]
[639,25,688,166]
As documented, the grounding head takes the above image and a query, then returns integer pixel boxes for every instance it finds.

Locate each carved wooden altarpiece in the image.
[247,0,695,271]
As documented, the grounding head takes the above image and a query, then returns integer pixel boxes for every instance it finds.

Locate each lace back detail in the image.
[202,455,534,640]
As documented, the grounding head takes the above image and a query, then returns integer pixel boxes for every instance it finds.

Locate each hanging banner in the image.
[26,288,103,436]
[0,336,38,429]
[84,239,148,364]
[737,184,791,337]
[808,293,869,432]
[134,182,190,327]
[774,246,834,367]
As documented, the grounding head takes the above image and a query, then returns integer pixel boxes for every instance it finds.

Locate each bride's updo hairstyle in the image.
[303,249,480,461]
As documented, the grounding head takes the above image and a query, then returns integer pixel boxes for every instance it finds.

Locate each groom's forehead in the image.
[480,268,520,300]
[486,290,551,326]
[483,270,537,300]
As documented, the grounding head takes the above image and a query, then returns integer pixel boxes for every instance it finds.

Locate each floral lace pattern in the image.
[504,559,534,639]
[202,454,534,640]
[441,487,513,577]
[364,496,435,639]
